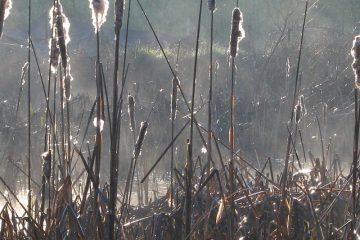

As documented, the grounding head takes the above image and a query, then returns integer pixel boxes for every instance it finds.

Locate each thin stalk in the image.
[352,88,359,235]
[27,0,32,215]
[207,3,214,183]
[93,29,102,234]
[170,42,180,210]
[187,1,203,237]
[282,0,308,201]
[109,0,125,236]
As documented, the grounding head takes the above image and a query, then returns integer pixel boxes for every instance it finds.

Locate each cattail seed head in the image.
[93,117,105,132]
[115,0,125,35]
[49,35,60,73]
[57,15,67,69]
[299,94,307,115]
[128,94,136,132]
[208,0,215,11]
[64,70,73,101]
[351,35,360,88]
[134,121,148,159]
[53,3,70,70]
[0,0,12,38]
[89,0,109,32]
[229,8,245,58]
[41,150,52,181]
[171,77,178,120]
[295,101,302,124]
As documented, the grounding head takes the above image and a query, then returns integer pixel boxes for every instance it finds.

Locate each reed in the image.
[0,0,11,38]
[351,34,360,237]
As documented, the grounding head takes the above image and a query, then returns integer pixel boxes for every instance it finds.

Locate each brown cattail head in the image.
[56,15,67,69]
[134,121,148,159]
[323,103,327,124]
[352,35,360,88]
[295,101,302,124]
[171,77,178,120]
[49,35,60,73]
[0,0,12,38]
[41,150,52,181]
[53,3,70,70]
[115,0,125,35]
[208,0,215,11]
[64,69,73,101]
[128,94,136,132]
[229,8,245,58]
[89,0,109,32]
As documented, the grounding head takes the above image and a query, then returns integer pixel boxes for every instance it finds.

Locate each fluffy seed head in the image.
[115,0,125,35]
[93,117,105,132]
[229,8,245,58]
[128,94,136,132]
[0,0,12,38]
[299,94,307,115]
[41,150,52,181]
[351,35,360,88]
[52,3,70,69]
[134,121,148,159]
[89,0,109,32]
[295,101,302,124]
[49,35,60,73]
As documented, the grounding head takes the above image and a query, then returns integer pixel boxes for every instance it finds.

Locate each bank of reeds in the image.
[0,0,359,239]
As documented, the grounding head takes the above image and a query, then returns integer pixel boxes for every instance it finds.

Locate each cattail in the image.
[134,122,148,159]
[171,77,178,120]
[229,8,245,58]
[93,117,105,132]
[49,36,60,73]
[114,0,125,35]
[89,0,109,32]
[352,35,360,88]
[208,0,215,11]
[64,69,73,101]
[54,3,70,70]
[128,94,136,132]
[41,150,52,182]
[57,15,67,69]
[299,94,307,115]
[0,0,11,38]
[295,101,302,124]
[323,103,327,124]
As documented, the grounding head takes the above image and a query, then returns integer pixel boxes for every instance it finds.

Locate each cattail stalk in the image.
[186,0,203,237]
[228,7,245,237]
[170,42,180,209]
[27,0,32,216]
[127,122,148,212]
[207,0,215,183]
[282,0,308,203]
[110,0,127,237]
[351,35,360,236]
